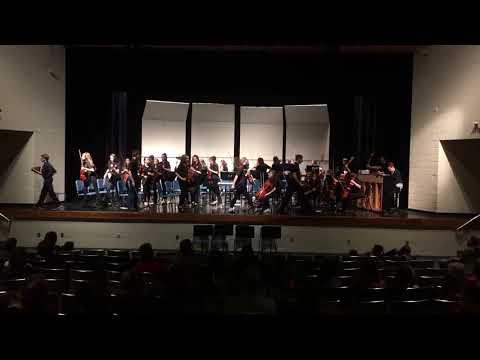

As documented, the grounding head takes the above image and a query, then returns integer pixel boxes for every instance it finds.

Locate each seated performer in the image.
[278,154,311,215]
[142,155,158,207]
[175,154,190,212]
[32,153,60,208]
[255,169,278,214]
[339,172,364,214]
[228,157,254,213]
[80,152,100,206]
[381,162,403,214]
[207,156,222,206]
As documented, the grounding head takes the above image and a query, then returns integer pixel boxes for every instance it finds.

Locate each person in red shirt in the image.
[134,243,168,275]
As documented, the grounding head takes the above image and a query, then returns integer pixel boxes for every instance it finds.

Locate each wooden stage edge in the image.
[0,208,473,231]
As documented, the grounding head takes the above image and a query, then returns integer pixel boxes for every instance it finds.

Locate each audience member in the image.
[134,243,168,275]
[444,261,465,300]
[37,231,59,258]
[348,249,358,256]
[20,274,49,313]
[371,244,384,257]
[392,264,416,289]
[62,241,74,252]
[353,261,385,289]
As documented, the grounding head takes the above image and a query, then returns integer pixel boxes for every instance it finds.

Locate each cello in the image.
[255,170,278,201]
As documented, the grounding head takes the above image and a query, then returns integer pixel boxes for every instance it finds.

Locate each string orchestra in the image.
[69,149,403,215]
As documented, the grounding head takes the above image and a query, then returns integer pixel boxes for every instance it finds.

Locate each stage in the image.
[0,203,474,230]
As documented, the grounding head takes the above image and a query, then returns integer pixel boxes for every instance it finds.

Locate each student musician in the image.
[81,152,100,205]
[221,159,229,172]
[153,157,162,200]
[142,155,158,207]
[121,158,138,210]
[228,157,254,213]
[175,154,190,211]
[32,153,60,208]
[207,156,222,206]
[340,172,363,214]
[104,153,120,203]
[278,154,310,214]
[380,162,403,213]
[252,157,271,185]
[130,150,142,196]
[189,155,203,207]
[159,153,173,205]
[256,169,278,214]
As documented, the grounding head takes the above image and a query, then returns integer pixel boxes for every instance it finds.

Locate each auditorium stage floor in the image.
[0,203,475,230]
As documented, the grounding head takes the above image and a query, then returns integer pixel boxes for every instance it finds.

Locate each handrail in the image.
[0,212,10,224]
[456,214,480,232]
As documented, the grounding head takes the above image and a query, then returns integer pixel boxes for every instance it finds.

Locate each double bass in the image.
[78,149,87,181]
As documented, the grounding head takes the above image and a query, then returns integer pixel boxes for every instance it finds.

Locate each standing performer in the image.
[32,153,60,208]
[130,150,142,197]
[80,152,100,206]
[207,156,222,206]
[103,153,120,204]
[228,157,254,213]
[121,158,138,210]
[253,157,271,186]
[159,153,174,205]
[175,154,190,211]
[189,155,203,207]
[142,155,158,207]
[221,159,229,172]
[278,154,310,214]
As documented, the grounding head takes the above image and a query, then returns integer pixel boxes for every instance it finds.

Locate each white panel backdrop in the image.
[240,106,283,166]
[191,103,235,170]
[142,100,189,161]
[285,104,330,171]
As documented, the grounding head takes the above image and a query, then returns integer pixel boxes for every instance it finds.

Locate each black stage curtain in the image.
[107,92,128,163]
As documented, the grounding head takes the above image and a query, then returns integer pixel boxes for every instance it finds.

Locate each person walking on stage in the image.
[278,154,309,215]
[32,153,60,209]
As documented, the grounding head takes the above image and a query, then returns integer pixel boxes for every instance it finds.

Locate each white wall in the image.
[141,100,189,159]
[0,45,65,203]
[191,103,235,169]
[410,46,480,213]
[285,104,330,170]
[240,107,283,165]
[10,220,467,257]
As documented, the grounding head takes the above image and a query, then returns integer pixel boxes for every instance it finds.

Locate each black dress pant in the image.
[178,179,188,207]
[230,185,253,208]
[279,184,307,213]
[144,177,157,205]
[208,181,222,203]
[37,179,59,205]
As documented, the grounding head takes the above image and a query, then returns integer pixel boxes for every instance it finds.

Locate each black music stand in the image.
[193,225,213,254]
[234,225,255,253]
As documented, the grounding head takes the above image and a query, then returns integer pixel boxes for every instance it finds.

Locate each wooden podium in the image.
[356,173,384,212]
